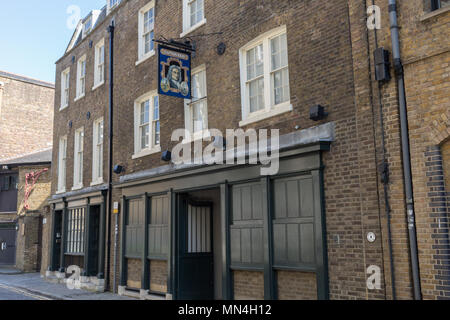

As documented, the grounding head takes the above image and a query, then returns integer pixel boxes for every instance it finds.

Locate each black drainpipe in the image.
[106,21,115,292]
[388,0,422,300]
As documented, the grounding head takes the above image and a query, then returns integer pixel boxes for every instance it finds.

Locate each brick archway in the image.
[428,109,450,147]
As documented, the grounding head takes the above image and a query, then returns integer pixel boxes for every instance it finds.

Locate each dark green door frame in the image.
[59,199,68,273]
[167,189,175,297]
[119,196,127,287]
[141,193,150,291]
[98,191,107,279]
[83,201,91,276]
[48,206,57,272]
[262,177,276,300]
[220,182,232,300]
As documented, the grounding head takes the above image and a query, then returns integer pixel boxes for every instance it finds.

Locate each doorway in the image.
[51,210,62,271]
[87,205,100,276]
[176,194,215,300]
[0,223,16,265]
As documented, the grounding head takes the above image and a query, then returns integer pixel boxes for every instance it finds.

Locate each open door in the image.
[177,196,214,300]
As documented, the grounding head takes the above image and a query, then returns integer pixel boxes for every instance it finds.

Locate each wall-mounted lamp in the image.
[217,42,226,55]
[113,165,125,175]
[310,105,328,121]
[161,151,172,162]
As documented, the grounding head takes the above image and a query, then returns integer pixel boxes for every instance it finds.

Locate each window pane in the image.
[154,99,159,120]
[247,45,263,81]
[249,78,264,113]
[192,71,206,99]
[272,67,290,105]
[192,101,205,133]
[271,34,288,71]
[140,101,149,125]
[141,125,149,149]
[154,121,160,146]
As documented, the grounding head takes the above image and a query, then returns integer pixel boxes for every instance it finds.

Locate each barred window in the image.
[66,208,86,254]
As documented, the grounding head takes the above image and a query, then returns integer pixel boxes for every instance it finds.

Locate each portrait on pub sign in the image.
[158,46,191,99]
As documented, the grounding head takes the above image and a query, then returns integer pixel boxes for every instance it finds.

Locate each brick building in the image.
[360,0,450,300]
[0,149,52,272]
[0,71,54,161]
[45,0,449,300]
[0,71,54,270]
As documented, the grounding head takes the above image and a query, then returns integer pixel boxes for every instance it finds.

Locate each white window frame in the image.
[75,55,86,101]
[60,67,70,110]
[238,26,292,127]
[82,17,93,39]
[73,127,84,190]
[181,0,206,37]
[91,118,104,186]
[133,90,161,159]
[57,136,67,194]
[136,0,156,66]
[184,64,209,142]
[93,39,105,90]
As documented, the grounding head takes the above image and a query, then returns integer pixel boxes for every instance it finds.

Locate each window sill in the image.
[71,185,83,191]
[421,6,450,21]
[56,189,66,195]
[136,51,155,66]
[74,94,85,102]
[132,145,162,159]
[90,180,104,187]
[180,19,207,38]
[92,81,104,91]
[239,103,293,127]
[59,105,69,112]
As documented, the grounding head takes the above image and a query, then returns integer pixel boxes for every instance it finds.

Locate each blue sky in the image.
[0,1,105,83]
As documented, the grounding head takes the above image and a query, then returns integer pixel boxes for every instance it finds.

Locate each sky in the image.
[0,0,106,83]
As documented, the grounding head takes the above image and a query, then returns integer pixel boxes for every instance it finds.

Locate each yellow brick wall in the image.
[17,165,51,216]
[149,260,168,293]
[233,271,264,300]
[277,271,318,300]
[127,258,142,289]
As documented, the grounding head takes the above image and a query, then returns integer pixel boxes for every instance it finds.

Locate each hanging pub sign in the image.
[158,45,191,99]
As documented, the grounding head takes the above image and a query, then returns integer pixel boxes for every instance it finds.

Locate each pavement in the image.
[0,267,135,300]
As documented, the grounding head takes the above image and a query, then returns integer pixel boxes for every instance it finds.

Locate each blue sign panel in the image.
[158,45,191,99]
